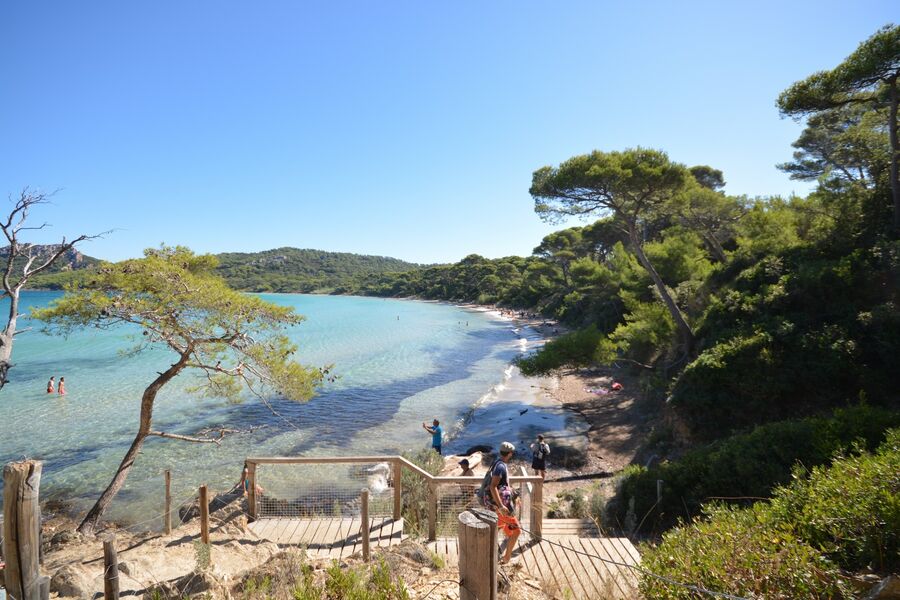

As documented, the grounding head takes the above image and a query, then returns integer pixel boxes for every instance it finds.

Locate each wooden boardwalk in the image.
[248,517,404,559]
[427,519,640,599]
[249,517,640,599]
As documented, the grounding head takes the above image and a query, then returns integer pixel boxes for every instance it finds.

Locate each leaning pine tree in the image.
[34,246,324,535]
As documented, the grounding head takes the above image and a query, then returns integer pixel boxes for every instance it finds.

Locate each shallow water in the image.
[0,292,577,525]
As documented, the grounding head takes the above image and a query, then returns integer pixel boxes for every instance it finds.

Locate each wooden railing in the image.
[245,455,544,540]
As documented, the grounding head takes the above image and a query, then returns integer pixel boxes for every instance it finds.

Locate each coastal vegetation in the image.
[33,246,325,534]
[640,429,899,598]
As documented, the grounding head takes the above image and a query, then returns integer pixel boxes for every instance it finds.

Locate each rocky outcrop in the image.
[50,564,93,599]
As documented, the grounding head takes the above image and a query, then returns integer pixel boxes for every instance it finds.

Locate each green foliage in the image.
[674,241,900,439]
[640,504,850,599]
[516,326,603,375]
[214,247,425,293]
[547,488,590,519]
[640,431,900,596]
[769,428,900,572]
[605,405,900,534]
[601,296,675,366]
[33,246,324,404]
[239,556,408,600]
[777,24,900,116]
[399,449,444,537]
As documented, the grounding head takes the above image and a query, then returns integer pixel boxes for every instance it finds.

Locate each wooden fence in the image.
[244,455,544,540]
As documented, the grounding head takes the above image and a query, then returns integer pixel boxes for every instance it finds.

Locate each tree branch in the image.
[146,430,222,445]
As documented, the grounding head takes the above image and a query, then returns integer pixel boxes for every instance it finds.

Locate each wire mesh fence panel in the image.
[254,461,394,519]
[435,482,479,537]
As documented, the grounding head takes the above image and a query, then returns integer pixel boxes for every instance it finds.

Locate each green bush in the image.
[516,325,603,375]
[674,243,900,441]
[604,405,900,534]
[399,449,444,537]
[769,428,900,572]
[640,504,850,599]
[639,431,900,596]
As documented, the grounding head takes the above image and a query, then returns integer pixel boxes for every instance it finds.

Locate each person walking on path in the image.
[423,419,443,454]
[57,376,66,396]
[486,441,521,564]
[530,434,550,479]
[46,376,54,394]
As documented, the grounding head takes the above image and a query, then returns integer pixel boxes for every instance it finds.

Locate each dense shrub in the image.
[640,431,900,597]
[769,428,900,572]
[673,243,900,441]
[399,449,444,537]
[639,504,850,600]
[516,325,603,375]
[603,405,900,534]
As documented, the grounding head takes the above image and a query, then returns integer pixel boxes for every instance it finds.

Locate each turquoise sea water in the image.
[0,292,550,524]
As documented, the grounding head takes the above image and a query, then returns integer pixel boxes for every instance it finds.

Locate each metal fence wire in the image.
[434,478,533,537]
[254,460,394,519]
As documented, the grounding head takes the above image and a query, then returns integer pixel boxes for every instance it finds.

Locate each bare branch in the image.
[146,430,222,445]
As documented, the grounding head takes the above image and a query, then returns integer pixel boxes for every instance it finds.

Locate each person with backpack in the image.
[530,434,550,479]
[480,441,520,563]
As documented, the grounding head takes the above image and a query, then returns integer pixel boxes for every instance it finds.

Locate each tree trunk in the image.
[0,290,20,389]
[627,225,695,354]
[78,351,191,535]
[889,77,900,233]
[702,232,728,263]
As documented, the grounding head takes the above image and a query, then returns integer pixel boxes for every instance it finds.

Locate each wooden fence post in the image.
[360,489,370,562]
[392,459,402,521]
[199,485,209,545]
[102,535,120,600]
[458,508,498,600]
[164,470,172,535]
[247,462,258,520]
[427,481,437,541]
[2,460,43,600]
[531,478,543,537]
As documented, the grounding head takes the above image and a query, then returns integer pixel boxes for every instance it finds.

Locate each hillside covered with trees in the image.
[28,247,426,293]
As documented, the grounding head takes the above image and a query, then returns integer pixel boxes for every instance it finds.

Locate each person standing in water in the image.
[46,376,55,394]
[423,419,443,454]
[58,377,66,396]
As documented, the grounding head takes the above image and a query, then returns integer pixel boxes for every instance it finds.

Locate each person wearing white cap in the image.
[485,441,520,563]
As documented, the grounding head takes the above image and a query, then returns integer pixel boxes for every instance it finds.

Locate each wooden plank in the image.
[331,517,353,557]
[543,536,578,599]
[514,536,540,581]
[392,459,402,520]
[303,518,328,548]
[289,518,314,544]
[271,518,295,544]
[613,537,642,565]
[281,517,306,544]
[553,535,596,600]
[603,538,640,594]
[583,538,628,599]
[199,485,209,544]
[558,536,605,600]
[318,518,340,548]
[531,540,566,598]
[103,535,120,600]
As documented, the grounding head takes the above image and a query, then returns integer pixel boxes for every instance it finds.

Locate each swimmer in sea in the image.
[58,377,66,396]
[47,376,55,394]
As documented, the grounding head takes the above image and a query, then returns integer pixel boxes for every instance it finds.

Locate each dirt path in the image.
[538,367,659,507]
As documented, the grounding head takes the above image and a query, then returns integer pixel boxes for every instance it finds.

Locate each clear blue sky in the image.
[0,2,894,264]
